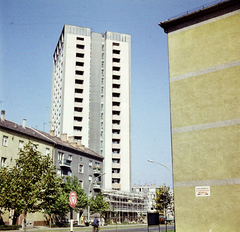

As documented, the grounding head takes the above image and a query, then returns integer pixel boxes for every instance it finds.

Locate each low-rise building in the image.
[0,110,103,226]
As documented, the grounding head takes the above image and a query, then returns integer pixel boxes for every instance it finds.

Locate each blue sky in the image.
[0,0,215,188]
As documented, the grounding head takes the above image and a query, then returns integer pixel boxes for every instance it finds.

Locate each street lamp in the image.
[147,159,172,174]
[148,159,174,232]
[87,172,106,223]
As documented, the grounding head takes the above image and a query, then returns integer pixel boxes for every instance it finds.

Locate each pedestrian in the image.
[92,217,99,232]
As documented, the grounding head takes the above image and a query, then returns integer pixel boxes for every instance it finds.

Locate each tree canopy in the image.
[155,184,171,214]
[0,141,62,231]
[90,192,109,218]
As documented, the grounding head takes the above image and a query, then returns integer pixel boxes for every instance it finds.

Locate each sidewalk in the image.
[6,224,148,232]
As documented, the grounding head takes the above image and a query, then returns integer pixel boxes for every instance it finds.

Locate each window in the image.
[112,120,120,125]
[113,42,119,46]
[112,111,120,116]
[76,62,84,66]
[113,84,120,89]
[68,170,72,177]
[33,144,37,150]
[58,152,64,161]
[112,129,120,134]
[45,148,50,156]
[112,149,120,154]
[57,169,62,177]
[2,136,8,146]
[113,66,120,71]
[77,37,84,41]
[75,79,83,86]
[75,70,84,75]
[89,160,92,167]
[112,139,120,144]
[79,180,83,188]
[112,178,120,183]
[79,164,84,173]
[74,117,82,122]
[76,44,84,49]
[68,155,72,160]
[113,50,120,54]
[76,53,84,58]
[112,169,120,173]
[75,98,83,103]
[74,107,83,112]
[1,157,6,167]
[75,89,83,93]
[95,162,100,167]
[112,75,120,80]
[112,58,120,63]
[74,126,82,131]
[112,93,120,98]
[18,140,23,150]
[112,102,120,107]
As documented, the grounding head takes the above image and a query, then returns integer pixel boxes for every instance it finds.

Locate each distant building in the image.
[159,0,240,231]
[0,110,103,226]
[132,184,159,212]
[50,25,131,192]
[103,189,148,223]
[132,184,174,219]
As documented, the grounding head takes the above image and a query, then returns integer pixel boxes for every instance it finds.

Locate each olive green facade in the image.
[160,1,240,231]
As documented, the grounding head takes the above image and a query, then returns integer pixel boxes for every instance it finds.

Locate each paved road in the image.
[72,225,174,232]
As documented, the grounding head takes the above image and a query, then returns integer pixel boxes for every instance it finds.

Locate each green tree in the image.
[62,176,89,214]
[38,154,64,228]
[155,184,171,215]
[90,192,109,219]
[0,142,61,232]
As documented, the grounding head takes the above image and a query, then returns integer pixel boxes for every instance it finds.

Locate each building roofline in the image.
[0,116,103,160]
[159,0,239,33]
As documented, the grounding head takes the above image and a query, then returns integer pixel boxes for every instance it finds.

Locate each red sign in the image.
[69,191,77,208]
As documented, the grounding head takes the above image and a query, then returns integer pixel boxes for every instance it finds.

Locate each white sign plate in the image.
[195,186,210,197]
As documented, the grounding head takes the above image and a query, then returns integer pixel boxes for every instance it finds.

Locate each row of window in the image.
[2,136,50,155]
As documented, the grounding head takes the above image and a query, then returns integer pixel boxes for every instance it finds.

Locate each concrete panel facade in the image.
[160,1,240,231]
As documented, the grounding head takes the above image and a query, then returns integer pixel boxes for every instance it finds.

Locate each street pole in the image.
[87,172,106,224]
[147,159,174,232]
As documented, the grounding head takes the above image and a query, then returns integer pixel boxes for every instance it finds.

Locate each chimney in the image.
[1,110,5,121]
[50,130,55,137]
[61,133,67,142]
[77,140,82,147]
[68,136,77,148]
[68,136,74,143]
[22,119,26,128]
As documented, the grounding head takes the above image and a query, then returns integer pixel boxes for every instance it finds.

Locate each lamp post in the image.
[147,159,172,174]
[87,172,106,223]
[148,159,174,232]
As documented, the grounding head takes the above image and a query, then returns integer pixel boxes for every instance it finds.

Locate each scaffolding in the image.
[102,189,148,224]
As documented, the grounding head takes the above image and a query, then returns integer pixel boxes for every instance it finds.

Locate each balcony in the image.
[59,159,71,168]
[112,183,121,189]
[112,153,121,159]
[93,167,102,175]
[93,182,102,190]
[74,92,83,98]
[112,163,121,169]
[112,133,121,139]
[112,173,121,179]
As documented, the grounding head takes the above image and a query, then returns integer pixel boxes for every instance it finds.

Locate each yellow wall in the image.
[0,128,54,168]
[174,185,240,231]
[167,9,240,232]
[168,13,240,77]
[0,128,54,225]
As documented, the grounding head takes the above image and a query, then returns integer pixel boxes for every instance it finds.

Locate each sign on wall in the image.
[195,186,210,197]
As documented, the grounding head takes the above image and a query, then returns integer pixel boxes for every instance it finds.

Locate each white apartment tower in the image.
[50,25,131,192]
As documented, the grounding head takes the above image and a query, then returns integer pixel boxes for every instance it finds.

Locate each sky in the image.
[0,0,218,188]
